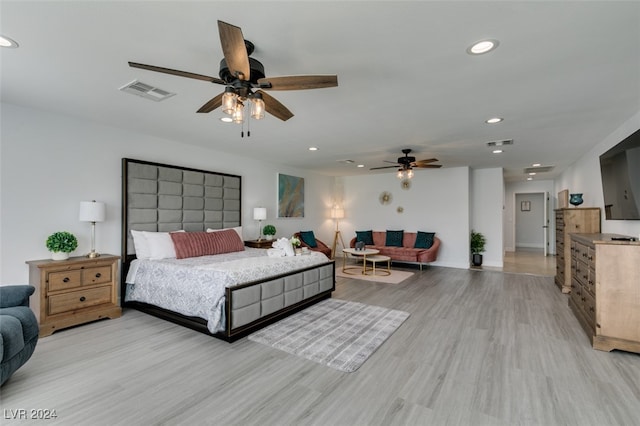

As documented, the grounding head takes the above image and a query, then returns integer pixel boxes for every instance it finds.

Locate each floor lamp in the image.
[254,207,267,241]
[330,206,345,259]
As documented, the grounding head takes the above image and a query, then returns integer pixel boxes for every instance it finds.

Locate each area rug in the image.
[248,299,410,373]
[335,268,414,284]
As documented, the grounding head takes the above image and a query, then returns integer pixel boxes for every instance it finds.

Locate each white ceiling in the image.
[2,1,639,181]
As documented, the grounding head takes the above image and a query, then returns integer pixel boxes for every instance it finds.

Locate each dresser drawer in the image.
[82,266,112,285]
[49,270,82,291]
[48,285,113,316]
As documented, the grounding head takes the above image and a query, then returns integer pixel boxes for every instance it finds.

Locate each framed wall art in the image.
[278,173,304,218]
[521,200,531,211]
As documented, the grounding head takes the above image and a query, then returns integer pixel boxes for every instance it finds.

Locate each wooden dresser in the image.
[554,208,600,293]
[26,254,121,337]
[569,234,640,353]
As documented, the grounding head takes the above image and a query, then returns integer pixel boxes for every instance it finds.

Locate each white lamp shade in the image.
[79,201,106,222]
[331,207,345,219]
[253,207,267,221]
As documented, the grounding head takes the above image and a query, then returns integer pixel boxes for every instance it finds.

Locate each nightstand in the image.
[244,239,275,249]
[26,254,122,337]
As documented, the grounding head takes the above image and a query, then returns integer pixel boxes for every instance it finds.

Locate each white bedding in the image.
[125,248,329,333]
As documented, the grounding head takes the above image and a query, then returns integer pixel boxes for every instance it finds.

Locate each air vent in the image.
[119,80,175,102]
[486,139,514,147]
[524,165,555,174]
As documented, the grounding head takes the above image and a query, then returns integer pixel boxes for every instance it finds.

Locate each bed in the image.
[121,158,335,342]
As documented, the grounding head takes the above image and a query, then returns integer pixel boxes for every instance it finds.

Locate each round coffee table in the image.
[365,255,391,276]
[342,248,380,275]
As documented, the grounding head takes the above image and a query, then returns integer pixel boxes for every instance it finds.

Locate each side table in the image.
[244,239,275,249]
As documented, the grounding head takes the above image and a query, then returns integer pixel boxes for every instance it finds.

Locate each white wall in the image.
[341,167,473,269]
[470,168,504,267]
[556,111,640,240]
[0,103,334,284]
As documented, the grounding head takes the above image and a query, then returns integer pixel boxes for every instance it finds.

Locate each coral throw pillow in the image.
[170,229,244,259]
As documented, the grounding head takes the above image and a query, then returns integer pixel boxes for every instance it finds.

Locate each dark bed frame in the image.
[121,158,335,342]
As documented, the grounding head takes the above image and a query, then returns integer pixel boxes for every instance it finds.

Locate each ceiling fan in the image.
[128,20,338,129]
[370,149,442,178]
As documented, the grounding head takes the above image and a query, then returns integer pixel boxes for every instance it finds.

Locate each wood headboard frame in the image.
[120,158,242,303]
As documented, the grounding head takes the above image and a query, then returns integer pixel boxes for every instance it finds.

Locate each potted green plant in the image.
[470,230,486,266]
[263,224,276,240]
[46,231,78,260]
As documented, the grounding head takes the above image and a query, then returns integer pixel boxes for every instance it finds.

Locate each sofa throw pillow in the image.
[386,230,404,247]
[414,231,436,249]
[355,230,374,245]
[299,231,318,248]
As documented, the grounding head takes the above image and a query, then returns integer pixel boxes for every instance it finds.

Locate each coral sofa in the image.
[349,231,440,270]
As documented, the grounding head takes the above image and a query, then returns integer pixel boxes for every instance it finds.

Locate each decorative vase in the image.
[569,193,584,207]
[472,253,483,267]
[51,251,69,261]
[266,235,273,241]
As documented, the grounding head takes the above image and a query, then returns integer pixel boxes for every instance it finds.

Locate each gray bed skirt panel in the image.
[229,263,334,329]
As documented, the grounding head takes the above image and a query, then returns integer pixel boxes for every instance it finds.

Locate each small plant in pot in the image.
[470,230,486,267]
[263,224,276,240]
[46,231,78,260]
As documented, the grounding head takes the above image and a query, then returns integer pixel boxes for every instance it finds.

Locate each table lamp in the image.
[253,207,267,241]
[79,200,106,258]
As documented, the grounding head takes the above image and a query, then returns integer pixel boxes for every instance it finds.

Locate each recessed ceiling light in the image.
[308,147,318,151]
[0,35,19,48]
[492,149,503,154]
[357,164,364,168]
[486,117,503,124]
[467,39,499,55]
[220,117,232,123]
[532,163,541,167]
[527,177,533,181]
[529,172,536,176]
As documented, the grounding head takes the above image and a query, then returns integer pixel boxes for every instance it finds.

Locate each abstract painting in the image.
[278,174,304,218]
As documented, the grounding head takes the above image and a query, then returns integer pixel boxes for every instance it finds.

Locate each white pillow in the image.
[145,232,177,259]
[207,226,243,241]
[131,230,184,260]
[131,230,152,259]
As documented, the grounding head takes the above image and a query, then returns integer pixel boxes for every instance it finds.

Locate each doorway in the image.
[508,191,555,275]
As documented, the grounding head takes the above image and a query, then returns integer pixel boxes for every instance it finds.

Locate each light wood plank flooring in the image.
[2,267,639,425]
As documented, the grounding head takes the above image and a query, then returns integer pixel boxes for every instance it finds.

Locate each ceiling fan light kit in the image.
[129,20,337,137]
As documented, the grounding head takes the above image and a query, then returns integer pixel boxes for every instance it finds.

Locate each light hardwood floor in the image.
[2,266,639,425]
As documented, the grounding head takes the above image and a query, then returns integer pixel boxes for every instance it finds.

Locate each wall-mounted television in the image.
[599,128,640,220]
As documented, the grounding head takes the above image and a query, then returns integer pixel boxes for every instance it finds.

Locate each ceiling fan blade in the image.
[414,158,439,164]
[414,164,443,169]
[217,21,250,81]
[129,62,225,84]
[257,90,294,121]
[258,75,338,91]
[370,165,401,170]
[383,160,400,165]
[196,93,224,113]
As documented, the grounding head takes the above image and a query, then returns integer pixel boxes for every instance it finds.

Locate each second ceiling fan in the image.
[129,20,338,124]
[370,149,442,178]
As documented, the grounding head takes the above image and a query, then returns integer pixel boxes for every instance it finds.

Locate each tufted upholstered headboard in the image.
[120,158,242,294]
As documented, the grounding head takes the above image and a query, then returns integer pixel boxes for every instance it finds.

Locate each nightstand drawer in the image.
[48,285,112,315]
[49,270,82,291]
[82,266,112,285]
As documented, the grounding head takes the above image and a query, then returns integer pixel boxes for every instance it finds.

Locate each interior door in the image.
[543,191,550,256]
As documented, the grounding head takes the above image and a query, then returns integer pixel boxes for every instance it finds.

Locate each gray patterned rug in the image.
[248,299,410,373]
